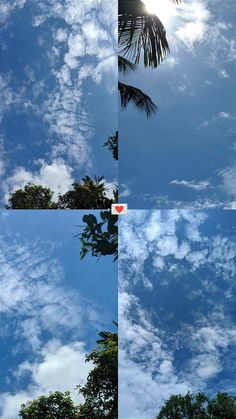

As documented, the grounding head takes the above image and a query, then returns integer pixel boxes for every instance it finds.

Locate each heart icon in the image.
[115,205,124,213]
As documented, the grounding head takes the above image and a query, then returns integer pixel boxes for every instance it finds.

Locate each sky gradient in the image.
[120,0,236,209]
[0,0,117,206]
[0,210,117,418]
[119,210,236,418]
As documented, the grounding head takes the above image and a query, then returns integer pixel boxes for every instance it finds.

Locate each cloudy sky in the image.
[0,210,117,418]
[120,0,236,209]
[0,0,117,206]
[119,210,236,419]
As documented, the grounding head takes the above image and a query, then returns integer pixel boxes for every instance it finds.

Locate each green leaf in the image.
[83,214,97,225]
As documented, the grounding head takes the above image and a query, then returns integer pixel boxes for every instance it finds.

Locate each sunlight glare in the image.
[143,0,178,28]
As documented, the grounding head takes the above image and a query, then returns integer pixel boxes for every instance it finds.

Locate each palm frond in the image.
[119,0,170,68]
[119,81,157,117]
[118,55,138,74]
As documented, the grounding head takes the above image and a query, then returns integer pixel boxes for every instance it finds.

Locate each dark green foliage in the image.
[157,392,236,419]
[104,131,118,161]
[78,211,118,261]
[7,184,57,209]
[119,81,157,117]
[57,176,113,209]
[207,393,236,418]
[119,0,170,68]
[118,56,138,74]
[118,0,180,116]
[19,391,79,419]
[7,177,114,210]
[77,330,118,419]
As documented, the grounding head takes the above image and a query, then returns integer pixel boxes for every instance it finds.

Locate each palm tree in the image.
[118,0,180,116]
[118,81,157,117]
[57,176,113,209]
[81,175,112,208]
[119,0,169,68]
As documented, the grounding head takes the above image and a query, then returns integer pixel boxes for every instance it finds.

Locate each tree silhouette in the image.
[6,177,114,210]
[104,131,118,161]
[19,391,79,418]
[118,0,181,116]
[58,176,113,210]
[78,211,118,261]
[6,184,58,209]
[157,392,236,419]
[77,328,118,419]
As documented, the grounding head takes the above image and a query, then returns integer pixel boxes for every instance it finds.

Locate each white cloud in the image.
[0,0,26,25]
[0,74,28,122]
[219,111,231,119]
[0,234,102,348]
[119,211,236,417]
[120,209,236,285]
[0,137,6,177]
[55,28,68,43]
[3,159,75,203]
[0,340,92,419]
[0,231,107,418]
[170,179,211,191]
[37,0,117,167]
[1,0,117,201]
[163,56,179,68]
[199,111,235,129]
[119,291,192,418]
[220,166,236,201]
[175,2,210,50]
[104,180,116,199]
[119,183,132,198]
[186,324,236,381]
[193,353,221,379]
[219,69,230,79]
[20,340,92,396]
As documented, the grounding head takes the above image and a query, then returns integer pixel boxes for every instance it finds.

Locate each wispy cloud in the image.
[218,69,230,79]
[1,0,117,201]
[170,179,211,191]
[0,230,107,417]
[0,0,26,25]
[119,211,236,417]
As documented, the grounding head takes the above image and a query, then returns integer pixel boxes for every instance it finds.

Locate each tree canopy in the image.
[6,184,57,209]
[19,391,79,419]
[6,177,115,210]
[18,328,118,419]
[104,131,118,161]
[6,132,117,209]
[77,329,118,419]
[57,176,113,210]
[78,211,118,261]
[157,392,236,419]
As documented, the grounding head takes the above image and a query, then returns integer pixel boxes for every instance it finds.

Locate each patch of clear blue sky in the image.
[119,1,236,208]
[0,210,117,393]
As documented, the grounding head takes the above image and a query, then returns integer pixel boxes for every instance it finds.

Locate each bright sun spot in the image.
[143,0,178,28]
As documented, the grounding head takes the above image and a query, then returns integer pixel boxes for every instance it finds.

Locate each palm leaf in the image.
[119,81,157,117]
[119,0,170,68]
[118,55,138,74]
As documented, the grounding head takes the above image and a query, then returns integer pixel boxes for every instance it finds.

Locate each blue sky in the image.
[119,210,236,419]
[0,0,117,206]
[0,210,117,418]
[119,0,236,209]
